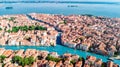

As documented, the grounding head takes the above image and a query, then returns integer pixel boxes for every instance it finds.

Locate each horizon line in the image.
[0,1,120,5]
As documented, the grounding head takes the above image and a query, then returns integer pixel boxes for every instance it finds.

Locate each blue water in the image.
[0,2,120,18]
[0,45,120,65]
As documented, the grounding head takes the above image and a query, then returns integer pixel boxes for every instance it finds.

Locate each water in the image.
[0,0,120,2]
[0,2,120,18]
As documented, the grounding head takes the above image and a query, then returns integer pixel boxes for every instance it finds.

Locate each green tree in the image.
[28,56,35,64]
[28,26,35,30]
[0,28,2,31]
[7,25,47,33]
[12,56,35,67]
[21,57,29,66]
[19,26,28,31]
[35,26,47,30]
[0,55,6,63]
[12,56,22,64]
[63,20,67,24]
[7,29,11,33]
[114,52,119,57]
[70,60,76,64]
[79,56,83,61]
[46,55,61,62]
[12,26,19,32]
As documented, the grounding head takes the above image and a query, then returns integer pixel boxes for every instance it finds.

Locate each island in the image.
[0,13,120,66]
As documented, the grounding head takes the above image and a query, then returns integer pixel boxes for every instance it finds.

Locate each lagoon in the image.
[0,2,120,18]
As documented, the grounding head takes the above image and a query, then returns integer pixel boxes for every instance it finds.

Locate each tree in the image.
[63,20,67,24]
[19,26,23,31]
[12,56,22,64]
[7,29,11,33]
[12,26,19,32]
[7,25,47,33]
[12,56,35,67]
[70,60,76,64]
[28,56,35,64]
[79,56,83,61]
[0,55,6,63]
[114,52,119,57]
[21,57,29,66]
[28,26,35,30]
[46,55,61,62]
[35,26,47,30]
[0,28,2,31]
[21,25,28,32]
[19,26,27,31]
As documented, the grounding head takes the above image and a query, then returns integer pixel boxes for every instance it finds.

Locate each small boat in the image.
[5,7,13,9]
[67,5,78,7]
[107,58,114,61]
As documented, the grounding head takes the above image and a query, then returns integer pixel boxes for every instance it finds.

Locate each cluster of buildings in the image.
[30,13,120,56]
[0,13,120,57]
[59,15,120,57]
[0,48,119,67]
[0,14,58,46]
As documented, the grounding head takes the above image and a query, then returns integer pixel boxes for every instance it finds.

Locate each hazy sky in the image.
[1,0,120,2]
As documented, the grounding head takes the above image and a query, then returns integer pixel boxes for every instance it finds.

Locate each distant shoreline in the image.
[0,1,119,5]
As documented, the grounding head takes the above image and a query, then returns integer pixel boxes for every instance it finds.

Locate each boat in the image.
[67,5,78,7]
[107,58,114,61]
[5,7,13,9]
[108,56,120,60]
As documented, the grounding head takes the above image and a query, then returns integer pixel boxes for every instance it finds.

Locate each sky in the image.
[0,0,120,2]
